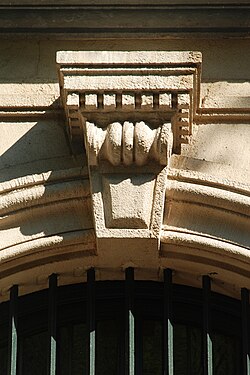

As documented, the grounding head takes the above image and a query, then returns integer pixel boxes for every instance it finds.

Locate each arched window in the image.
[0,268,248,375]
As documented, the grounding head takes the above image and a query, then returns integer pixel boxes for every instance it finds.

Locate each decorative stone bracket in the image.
[57,51,202,257]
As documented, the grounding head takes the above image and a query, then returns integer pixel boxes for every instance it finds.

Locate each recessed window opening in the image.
[0,269,248,375]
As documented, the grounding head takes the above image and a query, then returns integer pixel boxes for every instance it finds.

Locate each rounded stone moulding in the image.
[0,166,249,300]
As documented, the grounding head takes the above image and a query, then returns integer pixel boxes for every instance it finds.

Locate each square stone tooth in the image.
[159,93,171,108]
[122,94,135,109]
[141,94,153,109]
[103,94,116,110]
[66,93,79,109]
[177,93,190,109]
[85,94,98,110]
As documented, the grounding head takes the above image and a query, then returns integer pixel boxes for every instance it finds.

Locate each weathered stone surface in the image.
[0,39,250,299]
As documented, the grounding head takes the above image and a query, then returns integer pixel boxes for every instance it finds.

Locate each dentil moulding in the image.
[57,51,202,258]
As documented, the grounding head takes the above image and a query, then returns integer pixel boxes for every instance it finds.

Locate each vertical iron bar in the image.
[163,269,174,375]
[135,318,143,375]
[87,268,95,375]
[68,324,73,375]
[48,274,57,375]
[8,285,18,375]
[202,276,213,375]
[125,267,135,375]
[241,288,250,375]
[186,326,192,375]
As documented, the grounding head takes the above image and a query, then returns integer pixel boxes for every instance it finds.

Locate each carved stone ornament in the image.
[57,51,202,256]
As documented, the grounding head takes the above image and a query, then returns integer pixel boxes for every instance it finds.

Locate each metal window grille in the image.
[2,268,250,375]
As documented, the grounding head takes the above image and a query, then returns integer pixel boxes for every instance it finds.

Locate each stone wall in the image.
[0,34,249,299]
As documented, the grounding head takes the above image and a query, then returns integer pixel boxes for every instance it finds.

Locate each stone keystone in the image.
[57,51,202,262]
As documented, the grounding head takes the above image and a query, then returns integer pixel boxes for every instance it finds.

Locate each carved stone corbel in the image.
[57,51,202,258]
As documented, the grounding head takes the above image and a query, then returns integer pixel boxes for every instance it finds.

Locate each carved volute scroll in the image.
[57,51,202,258]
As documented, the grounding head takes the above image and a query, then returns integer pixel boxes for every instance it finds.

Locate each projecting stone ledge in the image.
[57,51,202,256]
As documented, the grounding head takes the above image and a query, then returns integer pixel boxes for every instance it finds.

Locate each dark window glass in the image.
[142,320,162,375]
[0,346,8,375]
[96,320,119,375]
[213,331,240,375]
[59,323,87,375]
[21,331,47,375]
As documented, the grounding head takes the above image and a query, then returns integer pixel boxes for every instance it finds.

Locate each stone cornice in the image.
[58,50,202,154]
[0,5,250,38]
[3,1,250,4]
